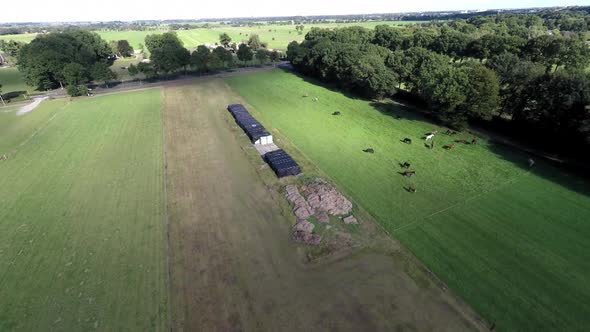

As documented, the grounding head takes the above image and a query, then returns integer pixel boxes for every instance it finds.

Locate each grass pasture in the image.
[225,69,590,331]
[162,78,484,331]
[0,90,167,331]
[0,67,35,95]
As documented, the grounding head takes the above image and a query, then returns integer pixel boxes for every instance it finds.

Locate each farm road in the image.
[162,79,487,331]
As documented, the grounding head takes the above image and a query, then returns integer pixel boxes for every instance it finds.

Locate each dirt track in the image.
[163,79,487,331]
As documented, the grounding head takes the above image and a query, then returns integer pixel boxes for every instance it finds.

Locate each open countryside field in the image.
[0,90,167,330]
[0,77,488,331]
[0,20,426,50]
[162,78,484,331]
[225,69,590,331]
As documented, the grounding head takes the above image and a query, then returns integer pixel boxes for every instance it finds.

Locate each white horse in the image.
[425,133,435,141]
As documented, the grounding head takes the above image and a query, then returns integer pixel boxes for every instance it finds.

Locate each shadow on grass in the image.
[487,141,590,198]
[1,90,27,101]
[280,66,590,198]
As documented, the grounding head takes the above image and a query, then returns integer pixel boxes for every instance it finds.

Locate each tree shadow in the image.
[1,90,27,101]
[280,65,590,198]
[487,140,590,198]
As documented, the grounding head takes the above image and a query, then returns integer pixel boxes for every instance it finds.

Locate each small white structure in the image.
[255,133,273,145]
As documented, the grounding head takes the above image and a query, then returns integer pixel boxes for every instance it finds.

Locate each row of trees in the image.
[11,30,281,96]
[128,32,281,79]
[288,20,590,156]
[370,24,590,72]
[128,32,280,78]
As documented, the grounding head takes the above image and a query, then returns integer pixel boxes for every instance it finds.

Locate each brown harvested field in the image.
[163,79,487,331]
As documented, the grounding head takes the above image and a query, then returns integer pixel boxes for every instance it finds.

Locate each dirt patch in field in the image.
[16,97,47,116]
[163,79,488,332]
[301,178,353,216]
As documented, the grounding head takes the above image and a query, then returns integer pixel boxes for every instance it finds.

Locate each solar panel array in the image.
[264,149,301,178]
[227,104,272,144]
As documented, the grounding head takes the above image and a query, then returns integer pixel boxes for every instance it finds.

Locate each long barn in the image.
[227,104,273,145]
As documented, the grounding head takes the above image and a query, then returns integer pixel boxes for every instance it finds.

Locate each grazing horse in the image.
[332,111,341,116]
[363,148,375,153]
[401,161,411,169]
[425,133,435,141]
[402,138,412,144]
[402,170,416,177]
[446,129,457,135]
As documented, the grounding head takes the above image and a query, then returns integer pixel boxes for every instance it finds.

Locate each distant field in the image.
[226,69,590,331]
[0,32,37,44]
[0,20,425,51]
[0,67,35,94]
[0,90,167,330]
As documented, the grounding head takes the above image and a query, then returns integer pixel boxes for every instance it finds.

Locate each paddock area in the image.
[225,69,590,331]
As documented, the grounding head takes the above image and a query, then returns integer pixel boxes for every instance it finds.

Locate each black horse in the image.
[404,186,417,193]
[363,148,375,153]
[332,111,341,116]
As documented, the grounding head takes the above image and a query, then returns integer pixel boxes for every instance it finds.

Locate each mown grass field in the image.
[0,90,167,331]
[225,69,590,331]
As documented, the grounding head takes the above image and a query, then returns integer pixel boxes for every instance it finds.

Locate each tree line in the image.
[287,13,590,158]
[12,29,281,97]
[128,32,281,78]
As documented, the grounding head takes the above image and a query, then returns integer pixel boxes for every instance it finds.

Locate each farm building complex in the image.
[227,103,300,177]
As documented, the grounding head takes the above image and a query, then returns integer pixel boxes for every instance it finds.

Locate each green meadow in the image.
[226,69,590,331]
[0,90,167,331]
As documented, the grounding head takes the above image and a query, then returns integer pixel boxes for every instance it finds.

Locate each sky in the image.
[1,0,587,23]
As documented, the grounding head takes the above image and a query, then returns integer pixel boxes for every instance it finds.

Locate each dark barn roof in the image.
[227,104,271,143]
[264,149,301,178]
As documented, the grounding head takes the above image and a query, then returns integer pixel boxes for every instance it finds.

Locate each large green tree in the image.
[91,62,117,87]
[62,63,89,86]
[458,63,500,120]
[18,30,113,90]
[237,44,253,64]
[247,34,262,51]
[191,45,211,72]
[147,32,190,74]
[213,46,234,68]
[219,33,232,46]
[117,40,134,57]
[255,49,268,64]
